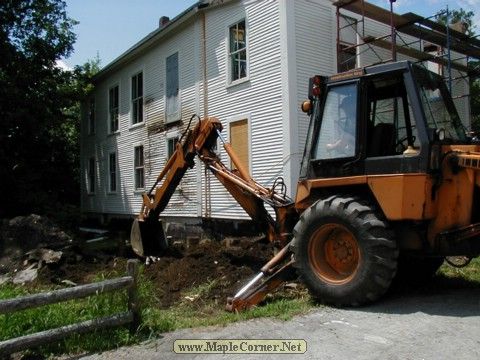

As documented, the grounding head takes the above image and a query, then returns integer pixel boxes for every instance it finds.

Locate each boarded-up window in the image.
[229,119,249,170]
[166,53,180,122]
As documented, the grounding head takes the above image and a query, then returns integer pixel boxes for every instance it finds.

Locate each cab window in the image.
[313,83,357,160]
[366,75,420,157]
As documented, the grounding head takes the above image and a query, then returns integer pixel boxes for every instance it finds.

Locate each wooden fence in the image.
[0,259,140,356]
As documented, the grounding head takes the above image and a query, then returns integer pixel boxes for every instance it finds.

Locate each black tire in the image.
[292,195,398,306]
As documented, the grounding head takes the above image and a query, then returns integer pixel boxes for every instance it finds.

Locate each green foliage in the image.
[435,7,476,37]
[0,1,100,219]
[471,67,480,135]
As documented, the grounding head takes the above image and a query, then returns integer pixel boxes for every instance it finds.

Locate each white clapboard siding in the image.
[202,0,287,220]
[81,0,471,225]
[293,0,336,158]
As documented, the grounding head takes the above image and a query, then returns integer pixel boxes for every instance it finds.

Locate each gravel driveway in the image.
[73,286,480,360]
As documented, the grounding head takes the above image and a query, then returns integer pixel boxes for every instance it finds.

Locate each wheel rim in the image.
[308,223,360,285]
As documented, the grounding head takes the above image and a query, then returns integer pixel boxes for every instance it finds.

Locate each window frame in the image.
[87,157,96,194]
[338,43,357,73]
[312,83,358,161]
[131,71,144,125]
[337,15,358,73]
[227,114,251,172]
[108,152,117,193]
[227,18,249,85]
[166,133,180,160]
[134,145,145,190]
[165,52,180,123]
[109,84,120,133]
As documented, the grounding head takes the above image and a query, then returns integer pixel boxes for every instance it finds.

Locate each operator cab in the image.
[300,61,468,180]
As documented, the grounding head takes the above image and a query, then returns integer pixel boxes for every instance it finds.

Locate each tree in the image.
[470,60,480,134]
[435,8,476,37]
[0,0,79,219]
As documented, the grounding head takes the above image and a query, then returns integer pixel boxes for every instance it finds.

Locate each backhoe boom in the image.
[131,115,297,311]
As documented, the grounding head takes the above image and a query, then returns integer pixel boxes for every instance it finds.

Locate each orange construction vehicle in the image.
[131,61,480,312]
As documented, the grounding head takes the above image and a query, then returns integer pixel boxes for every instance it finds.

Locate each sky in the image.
[61,0,480,69]
[61,0,198,68]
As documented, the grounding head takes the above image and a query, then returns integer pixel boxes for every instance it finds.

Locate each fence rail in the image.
[0,259,140,356]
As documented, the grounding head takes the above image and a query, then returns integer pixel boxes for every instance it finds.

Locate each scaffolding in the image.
[334,1,480,74]
[333,0,480,128]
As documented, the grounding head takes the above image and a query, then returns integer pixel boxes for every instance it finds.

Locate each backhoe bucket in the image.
[130,218,169,257]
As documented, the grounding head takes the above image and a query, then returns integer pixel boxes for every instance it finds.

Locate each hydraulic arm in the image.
[131,115,298,311]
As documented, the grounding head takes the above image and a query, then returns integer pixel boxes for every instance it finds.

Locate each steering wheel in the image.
[396,136,416,152]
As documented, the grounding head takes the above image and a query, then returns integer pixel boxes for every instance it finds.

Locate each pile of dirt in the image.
[0,215,73,276]
[0,214,278,308]
[142,237,273,308]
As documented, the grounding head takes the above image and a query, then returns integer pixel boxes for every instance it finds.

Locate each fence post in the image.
[127,259,141,333]
[0,261,140,355]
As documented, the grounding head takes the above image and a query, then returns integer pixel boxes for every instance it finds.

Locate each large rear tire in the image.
[292,195,398,306]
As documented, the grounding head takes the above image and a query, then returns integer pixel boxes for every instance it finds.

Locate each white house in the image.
[80,0,472,236]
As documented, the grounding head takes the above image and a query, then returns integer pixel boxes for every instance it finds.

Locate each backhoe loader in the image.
[131,61,480,312]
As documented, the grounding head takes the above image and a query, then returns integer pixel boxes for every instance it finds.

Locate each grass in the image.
[136,268,317,338]
[140,281,315,333]
[0,264,317,359]
[0,256,478,358]
[0,276,136,357]
[437,256,480,283]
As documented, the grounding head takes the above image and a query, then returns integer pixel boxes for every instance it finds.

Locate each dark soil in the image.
[0,215,275,309]
[142,238,273,308]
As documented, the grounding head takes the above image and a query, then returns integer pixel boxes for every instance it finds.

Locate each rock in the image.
[26,248,63,264]
[0,273,12,285]
[0,214,72,274]
[13,264,38,284]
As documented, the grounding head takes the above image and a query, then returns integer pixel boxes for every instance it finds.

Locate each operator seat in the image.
[368,123,396,157]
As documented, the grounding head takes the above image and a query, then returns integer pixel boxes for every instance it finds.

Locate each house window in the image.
[131,72,143,124]
[338,43,357,73]
[167,137,179,159]
[134,145,144,190]
[229,119,249,171]
[338,16,357,73]
[88,98,95,135]
[229,19,247,82]
[87,157,96,193]
[109,85,119,133]
[166,52,180,122]
[109,152,117,192]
